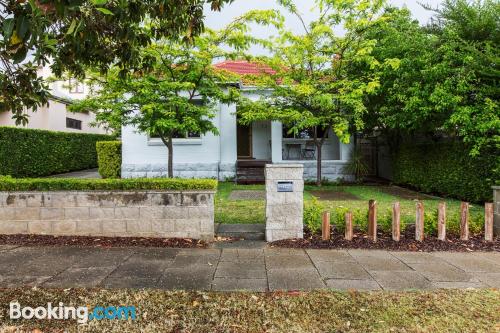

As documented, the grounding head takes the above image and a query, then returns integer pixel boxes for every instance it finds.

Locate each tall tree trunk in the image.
[161,136,174,178]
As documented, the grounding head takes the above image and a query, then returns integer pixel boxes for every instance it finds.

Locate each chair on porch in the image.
[301,142,316,160]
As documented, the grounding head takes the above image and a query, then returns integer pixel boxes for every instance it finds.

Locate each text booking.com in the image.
[10,302,137,324]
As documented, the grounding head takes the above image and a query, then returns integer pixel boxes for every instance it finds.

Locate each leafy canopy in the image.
[0,0,233,125]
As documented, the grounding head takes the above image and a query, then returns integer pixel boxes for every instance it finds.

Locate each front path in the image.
[0,245,499,291]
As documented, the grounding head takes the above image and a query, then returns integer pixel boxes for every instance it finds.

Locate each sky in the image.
[204,0,443,55]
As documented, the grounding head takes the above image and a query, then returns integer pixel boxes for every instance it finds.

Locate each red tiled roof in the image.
[213,60,276,76]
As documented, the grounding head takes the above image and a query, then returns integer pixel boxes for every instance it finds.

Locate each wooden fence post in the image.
[460,202,469,241]
[485,203,493,242]
[322,211,331,241]
[415,201,424,242]
[345,212,353,241]
[392,202,400,242]
[437,202,446,241]
[368,200,377,242]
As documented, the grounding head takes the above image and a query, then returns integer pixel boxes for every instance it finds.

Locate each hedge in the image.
[0,176,218,191]
[392,141,499,203]
[96,141,122,179]
[0,126,113,178]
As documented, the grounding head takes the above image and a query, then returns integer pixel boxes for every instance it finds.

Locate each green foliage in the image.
[393,141,498,202]
[0,0,233,124]
[0,126,112,178]
[423,206,484,236]
[342,148,370,182]
[96,141,122,179]
[303,197,324,233]
[0,175,217,191]
[237,0,395,184]
[362,3,499,155]
[71,13,274,177]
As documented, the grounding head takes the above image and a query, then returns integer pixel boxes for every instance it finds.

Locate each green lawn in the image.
[1,288,498,332]
[216,182,485,233]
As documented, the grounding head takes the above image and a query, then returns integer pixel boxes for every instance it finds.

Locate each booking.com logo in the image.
[10,302,137,324]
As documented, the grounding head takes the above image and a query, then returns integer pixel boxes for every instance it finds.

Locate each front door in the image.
[237,122,252,159]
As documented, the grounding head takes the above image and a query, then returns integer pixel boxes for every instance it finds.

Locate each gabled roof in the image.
[213,60,276,76]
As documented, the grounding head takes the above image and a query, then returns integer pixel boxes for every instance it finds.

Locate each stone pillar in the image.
[493,186,500,236]
[270,121,283,163]
[265,164,304,242]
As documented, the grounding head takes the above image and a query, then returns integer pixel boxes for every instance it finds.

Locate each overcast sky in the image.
[204,0,442,54]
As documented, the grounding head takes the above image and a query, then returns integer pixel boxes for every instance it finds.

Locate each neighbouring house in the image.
[0,66,107,134]
[121,60,354,182]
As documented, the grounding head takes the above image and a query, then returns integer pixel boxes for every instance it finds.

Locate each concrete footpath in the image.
[0,245,499,291]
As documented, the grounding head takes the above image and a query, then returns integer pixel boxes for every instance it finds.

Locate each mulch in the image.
[308,190,361,201]
[0,234,208,248]
[271,227,500,252]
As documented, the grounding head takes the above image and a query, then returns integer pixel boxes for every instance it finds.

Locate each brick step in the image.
[215,223,265,240]
[236,160,270,168]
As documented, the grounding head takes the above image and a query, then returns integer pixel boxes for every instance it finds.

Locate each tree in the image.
[0,0,233,125]
[237,0,397,185]
[361,2,499,156]
[71,11,278,177]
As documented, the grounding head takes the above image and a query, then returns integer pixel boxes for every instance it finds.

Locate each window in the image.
[68,78,84,94]
[172,131,201,139]
[66,117,82,130]
[282,126,328,139]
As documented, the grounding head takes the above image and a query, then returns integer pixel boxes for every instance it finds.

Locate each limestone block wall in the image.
[494,186,500,236]
[0,190,215,241]
[265,164,304,242]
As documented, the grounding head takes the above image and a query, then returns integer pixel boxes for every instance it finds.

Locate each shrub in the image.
[96,141,122,179]
[0,176,217,191]
[304,197,324,233]
[393,141,499,202]
[0,126,113,178]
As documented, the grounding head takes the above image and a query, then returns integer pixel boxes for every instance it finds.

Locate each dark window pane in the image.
[66,117,82,130]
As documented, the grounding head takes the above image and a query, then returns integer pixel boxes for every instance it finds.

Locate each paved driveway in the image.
[0,245,499,291]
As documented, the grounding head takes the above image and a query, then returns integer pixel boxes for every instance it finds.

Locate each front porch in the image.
[236,120,353,183]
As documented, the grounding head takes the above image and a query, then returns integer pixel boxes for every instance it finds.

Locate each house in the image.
[0,66,107,134]
[121,60,354,182]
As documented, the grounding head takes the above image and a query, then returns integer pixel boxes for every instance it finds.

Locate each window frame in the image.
[66,117,82,130]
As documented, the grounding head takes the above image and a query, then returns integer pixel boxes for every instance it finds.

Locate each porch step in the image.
[236,160,269,185]
[215,223,265,240]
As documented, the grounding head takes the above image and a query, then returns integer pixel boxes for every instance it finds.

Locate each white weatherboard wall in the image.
[121,101,237,179]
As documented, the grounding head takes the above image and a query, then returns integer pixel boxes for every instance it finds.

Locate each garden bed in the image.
[0,234,207,248]
[271,227,499,252]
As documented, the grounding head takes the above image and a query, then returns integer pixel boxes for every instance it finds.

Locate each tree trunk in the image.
[161,136,174,178]
[315,142,322,186]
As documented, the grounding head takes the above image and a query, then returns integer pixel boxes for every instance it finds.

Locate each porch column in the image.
[270,121,283,163]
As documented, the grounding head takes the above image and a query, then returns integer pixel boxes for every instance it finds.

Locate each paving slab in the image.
[265,255,315,270]
[0,275,52,288]
[268,269,325,291]
[472,273,500,288]
[158,267,215,290]
[315,262,372,280]
[213,240,267,249]
[306,249,355,263]
[325,279,381,291]
[43,267,114,288]
[101,277,159,289]
[389,252,445,264]
[355,257,411,272]
[220,249,265,261]
[71,248,135,268]
[215,261,266,279]
[433,253,500,273]
[0,245,19,252]
[347,249,394,259]
[408,263,476,282]
[212,278,268,292]
[264,248,308,257]
[370,271,431,290]
[107,260,170,279]
[430,282,488,289]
